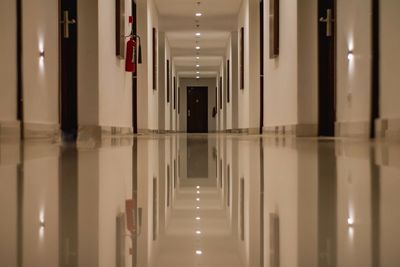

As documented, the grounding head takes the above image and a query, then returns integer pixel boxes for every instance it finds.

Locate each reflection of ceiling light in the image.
[196,186,200,189]
[196,217,201,220]
[196,32,201,36]
[196,71,200,74]
[196,191,200,194]
[196,250,203,255]
[196,206,200,209]
[196,76,200,79]
[196,64,200,67]
[196,56,200,59]
[196,230,202,235]
[196,198,200,201]
[196,46,201,50]
[195,13,202,17]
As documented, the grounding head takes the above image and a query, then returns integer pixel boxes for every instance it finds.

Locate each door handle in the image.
[61,10,76,39]
[188,110,191,117]
[319,9,334,37]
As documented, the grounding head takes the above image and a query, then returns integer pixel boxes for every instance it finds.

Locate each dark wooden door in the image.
[318,0,336,136]
[60,0,78,140]
[187,87,208,133]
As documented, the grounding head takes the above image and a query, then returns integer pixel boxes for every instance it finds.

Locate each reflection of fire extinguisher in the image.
[125,35,142,73]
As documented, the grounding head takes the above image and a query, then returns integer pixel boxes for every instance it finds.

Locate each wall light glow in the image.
[347,51,354,61]
[196,46,201,50]
[195,13,202,17]
[196,186,200,189]
[196,250,203,255]
[196,217,201,220]
[196,198,200,201]
[196,230,202,235]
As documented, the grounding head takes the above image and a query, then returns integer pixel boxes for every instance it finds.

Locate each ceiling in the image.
[154,0,243,78]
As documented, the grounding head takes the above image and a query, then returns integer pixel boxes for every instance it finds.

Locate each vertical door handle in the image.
[61,10,76,39]
[319,9,334,37]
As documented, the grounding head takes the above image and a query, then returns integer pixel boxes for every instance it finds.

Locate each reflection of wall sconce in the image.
[347,51,354,61]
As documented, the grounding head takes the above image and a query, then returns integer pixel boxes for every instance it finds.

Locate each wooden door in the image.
[187,87,208,133]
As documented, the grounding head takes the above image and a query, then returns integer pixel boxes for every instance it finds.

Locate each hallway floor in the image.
[1,134,399,267]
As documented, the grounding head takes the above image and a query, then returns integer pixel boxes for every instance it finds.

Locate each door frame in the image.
[317,0,337,137]
[59,0,78,140]
[259,0,264,134]
[187,86,209,133]
[132,1,138,133]
[17,0,24,139]
[371,0,380,138]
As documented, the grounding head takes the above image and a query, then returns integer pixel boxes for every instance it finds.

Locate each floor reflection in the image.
[0,135,399,267]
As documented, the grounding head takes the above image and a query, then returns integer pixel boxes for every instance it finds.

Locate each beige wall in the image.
[138,0,159,131]
[237,0,260,130]
[336,0,372,124]
[381,1,400,120]
[22,0,59,126]
[98,0,133,128]
[0,0,17,123]
[264,0,299,127]
[179,78,217,132]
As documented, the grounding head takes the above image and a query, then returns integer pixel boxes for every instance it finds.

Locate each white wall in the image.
[22,0,59,126]
[138,0,159,131]
[381,1,400,120]
[98,0,133,128]
[0,0,17,123]
[179,78,217,132]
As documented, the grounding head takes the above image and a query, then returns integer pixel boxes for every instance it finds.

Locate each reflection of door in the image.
[187,138,208,178]
[318,0,336,136]
[60,0,78,140]
[187,87,208,133]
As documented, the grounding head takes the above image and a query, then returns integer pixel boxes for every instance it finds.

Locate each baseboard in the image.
[263,124,317,137]
[78,125,133,146]
[376,118,400,139]
[335,121,370,138]
[0,120,20,140]
[24,122,60,141]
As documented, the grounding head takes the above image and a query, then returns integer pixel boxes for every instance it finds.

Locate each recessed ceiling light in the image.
[196,32,201,36]
[196,198,200,201]
[196,56,200,59]
[196,230,202,234]
[196,190,200,194]
[196,250,203,255]
[196,64,200,67]
[196,46,201,50]
[196,206,200,209]
[195,13,202,17]
[196,217,201,220]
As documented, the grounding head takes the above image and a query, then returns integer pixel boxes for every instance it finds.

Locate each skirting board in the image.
[376,118,400,139]
[263,124,318,137]
[335,121,370,138]
[0,121,20,140]
[24,122,60,141]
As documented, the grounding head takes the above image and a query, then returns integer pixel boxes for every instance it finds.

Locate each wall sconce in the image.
[347,217,354,226]
[347,51,354,61]
[39,50,45,58]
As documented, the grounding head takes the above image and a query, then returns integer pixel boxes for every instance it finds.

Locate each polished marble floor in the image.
[0,134,400,267]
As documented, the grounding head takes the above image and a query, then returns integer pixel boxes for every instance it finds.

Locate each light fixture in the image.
[196,230,202,235]
[347,51,354,61]
[196,71,200,74]
[39,50,45,58]
[196,206,200,209]
[196,217,201,220]
[196,32,201,36]
[347,217,354,226]
[196,186,200,189]
[196,64,200,67]
[196,46,201,50]
[195,13,202,17]
[196,250,203,255]
[196,190,200,194]
[196,56,200,59]
[196,198,200,201]
[196,76,200,79]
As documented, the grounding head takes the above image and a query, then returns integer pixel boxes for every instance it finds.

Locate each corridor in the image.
[1,134,400,266]
[1,0,400,266]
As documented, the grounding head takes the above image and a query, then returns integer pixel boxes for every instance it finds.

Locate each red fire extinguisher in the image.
[125,37,136,72]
